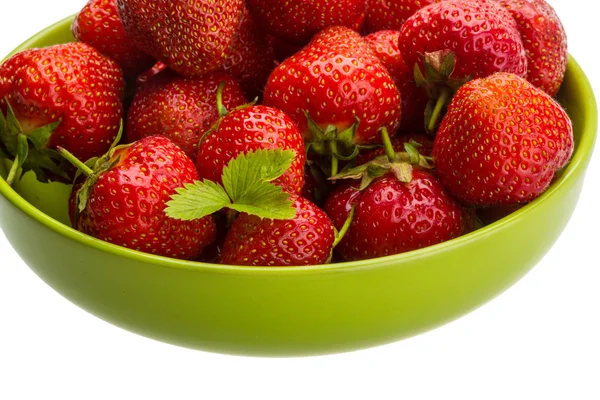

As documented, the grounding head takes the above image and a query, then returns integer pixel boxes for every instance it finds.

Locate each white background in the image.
[1,1,598,399]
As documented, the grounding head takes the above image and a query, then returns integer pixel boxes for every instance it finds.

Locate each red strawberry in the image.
[497,0,568,97]
[72,0,155,77]
[356,133,433,165]
[246,0,367,44]
[400,0,527,81]
[399,0,528,132]
[264,26,401,174]
[222,7,276,99]
[0,42,125,183]
[116,0,244,77]
[433,73,574,206]
[364,30,429,132]
[325,170,468,261]
[365,0,441,33]
[220,195,336,267]
[125,72,247,160]
[66,135,216,260]
[196,105,306,194]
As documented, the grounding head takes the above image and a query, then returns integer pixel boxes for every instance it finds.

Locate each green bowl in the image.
[0,17,597,357]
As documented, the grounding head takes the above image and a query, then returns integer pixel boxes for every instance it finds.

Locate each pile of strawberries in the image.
[0,0,573,267]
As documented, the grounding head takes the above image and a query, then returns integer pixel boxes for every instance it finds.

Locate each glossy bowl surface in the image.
[0,17,597,356]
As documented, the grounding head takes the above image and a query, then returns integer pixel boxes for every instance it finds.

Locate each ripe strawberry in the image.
[356,133,433,165]
[364,30,429,132]
[220,195,336,267]
[497,0,568,97]
[365,0,441,33]
[0,42,125,184]
[325,170,468,261]
[72,0,155,77]
[400,0,527,81]
[66,135,216,260]
[117,0,243,77]
[222,7,276,99]
[264,26,401,174]
[196,105,306,194]
[246,0,367,44]
[433,73,574,206]
[126,72,247,160]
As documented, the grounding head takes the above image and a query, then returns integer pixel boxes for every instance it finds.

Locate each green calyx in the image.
[166,149,298,222]
[330,128,432,190]
[414,50,473,134]
[58,122,128,220]
[0,99,69,186]
[304,112,360,177]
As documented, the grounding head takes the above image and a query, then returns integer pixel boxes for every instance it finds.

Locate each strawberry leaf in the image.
[167,149,297,221]
[165,180,231,221]
[222,148,295,202]
[229,183,295,220]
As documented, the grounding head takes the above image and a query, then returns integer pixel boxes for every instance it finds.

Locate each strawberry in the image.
[497,0,568,97]
[365,0,441,33]
[399,0,528,132]
[246,0,367,44]
[272,37,305,63]
[325,170,468,261]
[432,73,574,206]
[116,0,244,77]
[220,195,336,267]
[356,133,433,165]
[263,26,401,175]
[364,30,429,132]
[72,0,155,77]
[0,42,125,184]
[196,105,306,194]
[125,72,247,160]
[222,7,276,99]
[64,135,216,260]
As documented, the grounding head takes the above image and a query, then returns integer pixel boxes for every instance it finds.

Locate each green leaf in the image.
[27,120,61,150]
[222,148,295,202]
[16,134,29,170]
[165,180,231,221]
[228,182,296,220]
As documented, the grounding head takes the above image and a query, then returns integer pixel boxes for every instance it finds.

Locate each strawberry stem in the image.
[330,141,339,176]
[333,206,355,248]
[57,146,93,177]
[427,87,451,133]
[6,154,20,186]
[216,82,228,118]
[380,127,396,162]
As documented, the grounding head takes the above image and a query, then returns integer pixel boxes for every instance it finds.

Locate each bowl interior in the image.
[1,16,598,273]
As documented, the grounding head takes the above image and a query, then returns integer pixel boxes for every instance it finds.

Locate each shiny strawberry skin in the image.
[497,0,567,97]
[355,133,433,165]
[264,26,401,146]
[72,0,155,77]
[433,73,574,206]
[74,136,216,260]
[365,0,441,33]
[125,72,247,160]
[117,0,243,77]
[246,0,367,44]
[221,195,335,267]
[0,42,125,163]
[223,7,276,99]
[400,0,528,81]
[325,171,468,261]
[196,105,306,194]
[364,30,429,132]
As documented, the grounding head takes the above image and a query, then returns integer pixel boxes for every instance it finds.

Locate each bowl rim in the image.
[0,16,598,276]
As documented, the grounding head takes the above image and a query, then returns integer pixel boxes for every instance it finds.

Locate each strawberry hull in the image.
[0,17,596,356]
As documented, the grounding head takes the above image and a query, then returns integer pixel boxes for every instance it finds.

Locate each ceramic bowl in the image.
[0,17,597,356]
